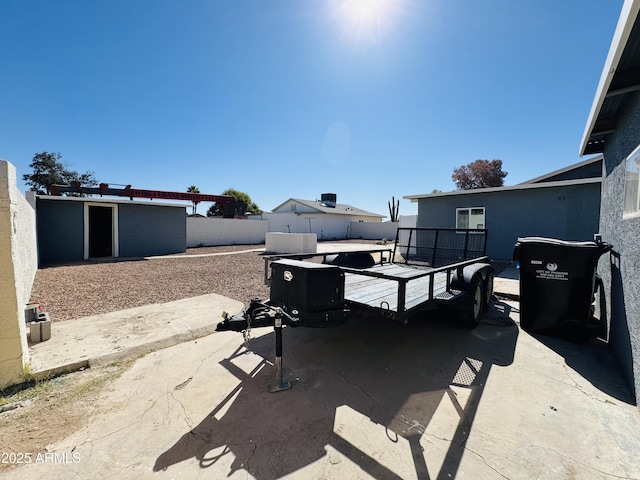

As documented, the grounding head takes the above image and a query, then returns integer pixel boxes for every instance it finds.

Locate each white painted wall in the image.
[398,215,418,258]
[186,216,268,247]
[265,232,317,254]
[399,215,418,229]
[262,212,377,240]
[0,160,37,388]
[349,221,399,241]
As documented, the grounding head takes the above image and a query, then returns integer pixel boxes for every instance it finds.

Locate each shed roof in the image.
[581,0,640,155]
[36,194,187,209]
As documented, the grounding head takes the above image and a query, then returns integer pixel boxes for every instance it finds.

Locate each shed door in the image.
[89,206,113,257]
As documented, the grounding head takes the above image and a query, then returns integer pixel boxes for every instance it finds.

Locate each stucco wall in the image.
[118,203,186,257]
[600,91,640,406]
[37,198,84,265]
[349,221,399,241]
[417,184,601,260]
[187,217,268,247]
[0,160,37,388]
[36,198,187,263]
[263,212,372,240]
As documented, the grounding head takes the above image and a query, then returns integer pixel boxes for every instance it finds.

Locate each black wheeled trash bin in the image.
[513,237,612,342]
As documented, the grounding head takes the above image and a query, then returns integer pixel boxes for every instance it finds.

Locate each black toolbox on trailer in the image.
[269,259,346,326]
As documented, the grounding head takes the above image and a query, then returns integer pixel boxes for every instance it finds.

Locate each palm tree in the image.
[187,185,200,215]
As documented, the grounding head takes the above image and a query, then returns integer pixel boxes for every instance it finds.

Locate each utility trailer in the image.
[217,228,494,391]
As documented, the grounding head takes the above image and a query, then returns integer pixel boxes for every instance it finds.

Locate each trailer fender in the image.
[450,263,494,311]
[450,262,492,287]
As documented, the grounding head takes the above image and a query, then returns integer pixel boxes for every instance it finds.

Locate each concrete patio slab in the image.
[7,291,640,479]
[28,293,243,379]
[9,262,639,479]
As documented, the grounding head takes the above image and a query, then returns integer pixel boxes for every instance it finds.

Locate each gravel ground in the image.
[29,240,381,322]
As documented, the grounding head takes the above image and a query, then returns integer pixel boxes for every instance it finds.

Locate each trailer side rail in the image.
[341,256,490,322]
[394,228,488,268]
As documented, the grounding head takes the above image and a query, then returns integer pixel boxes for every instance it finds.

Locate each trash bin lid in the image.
[515,237,600,248]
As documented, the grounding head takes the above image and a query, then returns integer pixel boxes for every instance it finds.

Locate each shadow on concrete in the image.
[154,309,518,479]
[530,333,635,405]
[607,250,637,404]
[522,251,635,406]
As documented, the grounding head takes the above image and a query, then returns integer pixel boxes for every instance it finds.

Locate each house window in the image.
[624,145,640,218]
[456,207,485,229]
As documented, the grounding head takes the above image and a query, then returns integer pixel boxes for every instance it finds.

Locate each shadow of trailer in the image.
[159,303,519,479]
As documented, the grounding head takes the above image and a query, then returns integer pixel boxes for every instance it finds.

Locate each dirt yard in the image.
[0,362,132,474]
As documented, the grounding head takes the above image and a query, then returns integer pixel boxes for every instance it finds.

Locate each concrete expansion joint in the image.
[175,321,196,340]
[473,429,635,480]
[462,446,511,480]
[529,445,636,479]
[169,390,193,430]
[236,441,258,472]
[561,364,618,405]
[323,363,399,424]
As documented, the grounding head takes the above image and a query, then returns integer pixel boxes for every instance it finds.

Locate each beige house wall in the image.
[0,160,37,388]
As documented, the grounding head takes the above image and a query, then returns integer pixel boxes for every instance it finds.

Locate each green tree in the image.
[187,185,200,215]
[452,159,507,190]
[22,152,98,195]
[207,188,261,217]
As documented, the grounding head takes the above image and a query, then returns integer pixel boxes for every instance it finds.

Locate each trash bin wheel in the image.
[461,275,484,329]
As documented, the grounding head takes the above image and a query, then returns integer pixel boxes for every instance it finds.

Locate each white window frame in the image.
[456,207,485,229]
[623,144,640,219]
[84,202,119,259]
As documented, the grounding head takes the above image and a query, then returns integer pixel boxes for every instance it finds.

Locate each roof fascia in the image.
[404,177,601,201]
[36,194,186,208]
[580,0,640,155]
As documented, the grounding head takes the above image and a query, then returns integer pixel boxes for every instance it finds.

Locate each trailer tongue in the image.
[216,228,494,392]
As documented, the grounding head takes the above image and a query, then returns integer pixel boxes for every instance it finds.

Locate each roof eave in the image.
[580,0,640,156]
[404,177,602,201]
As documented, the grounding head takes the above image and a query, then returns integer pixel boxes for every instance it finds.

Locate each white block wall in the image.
[265,232,317,254]
[186,217,268,247]
[0,160,37,388]
[349,221,399,241]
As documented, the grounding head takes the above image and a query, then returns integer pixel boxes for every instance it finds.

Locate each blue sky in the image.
[0,0,622,218]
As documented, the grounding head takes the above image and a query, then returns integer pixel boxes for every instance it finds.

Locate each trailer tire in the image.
[461,275,484,329]
[483,271,494,312]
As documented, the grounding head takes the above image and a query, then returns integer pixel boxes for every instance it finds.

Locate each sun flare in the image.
[330,0,402,44]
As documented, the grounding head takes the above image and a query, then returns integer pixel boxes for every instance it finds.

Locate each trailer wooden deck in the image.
[341,263,464,321]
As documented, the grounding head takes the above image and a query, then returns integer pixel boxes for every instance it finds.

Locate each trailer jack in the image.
[216,298,298,392]
[216,298,348,393]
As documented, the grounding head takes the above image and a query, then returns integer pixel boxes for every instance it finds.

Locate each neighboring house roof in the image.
[405,157,602,202]
[581,0,640,155]
[272,198,384,218]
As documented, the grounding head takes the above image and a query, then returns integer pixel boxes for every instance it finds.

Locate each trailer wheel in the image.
[483,271,494,312]
[461,275,484,329]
